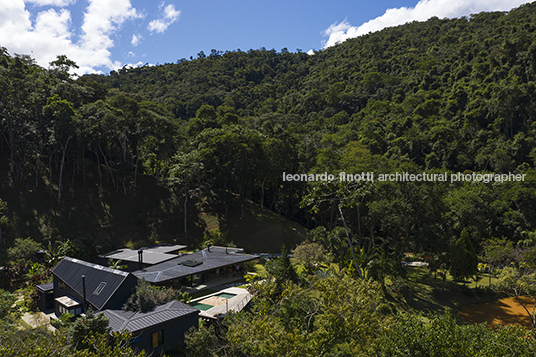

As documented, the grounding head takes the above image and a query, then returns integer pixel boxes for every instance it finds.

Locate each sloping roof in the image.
[52,257,131,310]
[99,244,187,265]
[36,282,54,292]
[142,244,187,254]
[102,300,199,333]
[132,246,258,283]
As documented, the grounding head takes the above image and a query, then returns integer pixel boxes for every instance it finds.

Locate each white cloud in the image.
[131,33,142,46]
[322,0,529,48]
[148,3,180,34]
[124,61,143,68]
[26,0,75,6]
[0,0,141,74]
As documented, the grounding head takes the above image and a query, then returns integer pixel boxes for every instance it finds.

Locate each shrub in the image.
[123,279,178,312]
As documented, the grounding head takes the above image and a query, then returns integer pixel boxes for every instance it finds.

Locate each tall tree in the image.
[450,228,479,282]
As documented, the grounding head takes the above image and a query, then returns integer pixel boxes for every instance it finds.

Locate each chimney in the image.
[82,275,87,313]
[138,250,143,270]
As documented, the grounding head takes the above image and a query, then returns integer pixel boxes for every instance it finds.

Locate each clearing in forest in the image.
[457,296,536,328]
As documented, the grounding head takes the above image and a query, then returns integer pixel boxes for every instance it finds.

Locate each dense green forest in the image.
[5,2,536,356]
[3,3,536,261]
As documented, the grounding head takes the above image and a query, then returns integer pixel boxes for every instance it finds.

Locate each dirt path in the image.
[457,296,535,328]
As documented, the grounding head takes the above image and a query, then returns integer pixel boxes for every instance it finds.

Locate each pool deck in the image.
[190,287,252,320]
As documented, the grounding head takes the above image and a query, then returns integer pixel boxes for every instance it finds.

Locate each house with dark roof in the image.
[51,257,201,355]
[51,257,138,317]
[97,243,187,271]
[133,246,259,288]
[102,300,199,355]
[47,246,257,354]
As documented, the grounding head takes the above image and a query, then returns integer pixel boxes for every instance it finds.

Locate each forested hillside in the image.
[2,2,536,262]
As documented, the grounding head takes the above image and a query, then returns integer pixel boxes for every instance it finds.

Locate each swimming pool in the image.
[191,303,214,311]
[215,292,236,299]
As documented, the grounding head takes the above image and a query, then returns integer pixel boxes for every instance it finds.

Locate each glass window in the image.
[152,330,163,348]
[130,335,143,344]
[69,307,82,316]
[93,282,106,296]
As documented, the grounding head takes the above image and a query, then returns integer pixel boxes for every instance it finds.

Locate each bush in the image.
[0,289,20,323]
[7,238,41,262]
[66,310,110,350]
[388,277,410,297]
[50,312,74,330]
[123,279,178,312]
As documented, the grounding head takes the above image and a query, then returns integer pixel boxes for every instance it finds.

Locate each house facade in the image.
[51,257,138,316]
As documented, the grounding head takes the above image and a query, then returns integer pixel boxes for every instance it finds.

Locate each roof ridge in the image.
[62,257,129,277]
[104,309,131,330]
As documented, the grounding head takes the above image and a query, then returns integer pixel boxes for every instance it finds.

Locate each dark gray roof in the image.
[102,300,198,332]
[52,257,131,310]
[132,246,258,283]
[99,244,187,265]
[36,282,54,292]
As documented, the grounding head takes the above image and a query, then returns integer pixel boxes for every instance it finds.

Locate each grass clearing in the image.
[387,266,499,320]
[219,203,308,253]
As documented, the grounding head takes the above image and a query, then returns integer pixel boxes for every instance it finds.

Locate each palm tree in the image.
[43,240,63,267]
[108,259,127,270]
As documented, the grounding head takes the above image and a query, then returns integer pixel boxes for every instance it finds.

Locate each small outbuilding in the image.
[35,282,54,312]
[102,300,199,355]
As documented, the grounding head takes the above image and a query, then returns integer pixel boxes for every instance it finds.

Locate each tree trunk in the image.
[270,187,278,210]
[96,151,103,198]
[71,157,77,198]
[8,128,14,175]
[260,178,266,210]
[329,202,336,230]
[49,154,54,201]
[337,197,376,311]
[513,290,536,330]
[83,154,86,188]
[35,159,39,188]
[99,145,115,187]
[134,147,139,188]
[58,136,71,206]
[357,205,362,248]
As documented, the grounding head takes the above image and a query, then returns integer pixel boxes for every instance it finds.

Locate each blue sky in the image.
[0,0,530,74]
